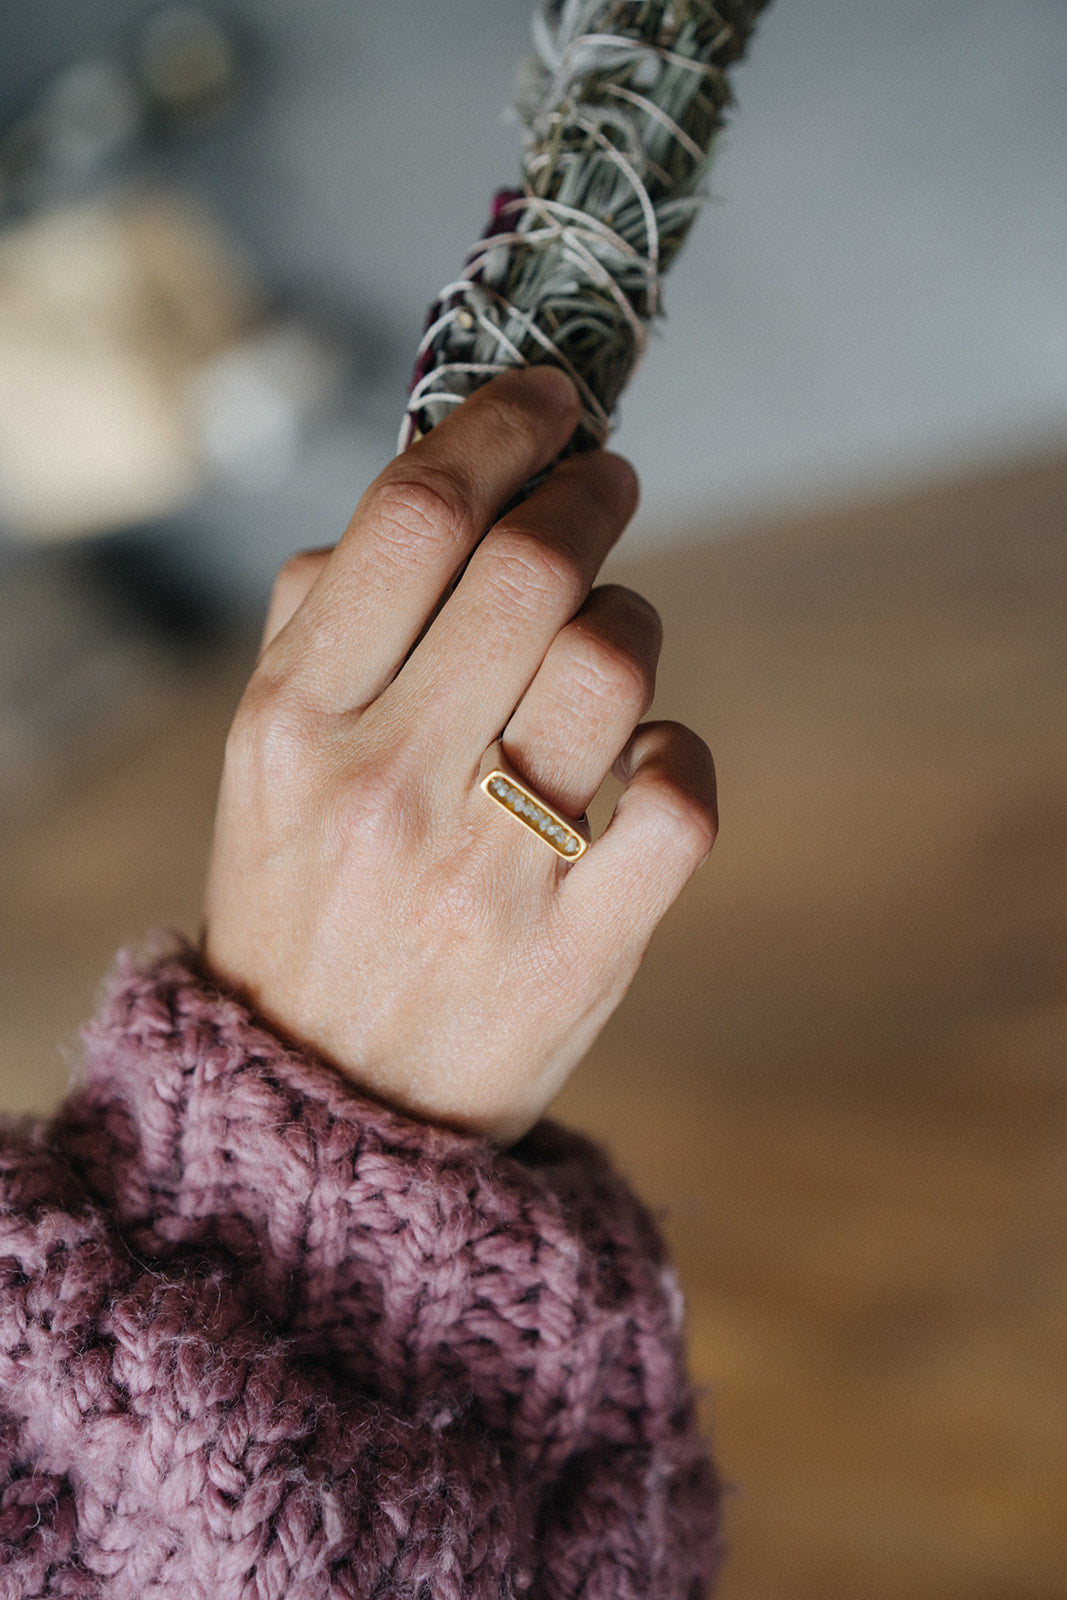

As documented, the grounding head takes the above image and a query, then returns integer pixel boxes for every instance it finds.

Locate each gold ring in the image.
[481,770,588,860]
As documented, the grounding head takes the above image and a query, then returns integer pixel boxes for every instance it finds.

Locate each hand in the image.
[202,367,717,1145]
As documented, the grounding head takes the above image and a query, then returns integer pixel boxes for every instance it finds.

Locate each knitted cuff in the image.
[30,937,722,1596]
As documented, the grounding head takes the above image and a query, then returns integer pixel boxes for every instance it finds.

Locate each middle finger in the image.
[384,449,639,767]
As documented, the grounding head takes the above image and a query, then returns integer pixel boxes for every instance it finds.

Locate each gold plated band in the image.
[480,770,588,860]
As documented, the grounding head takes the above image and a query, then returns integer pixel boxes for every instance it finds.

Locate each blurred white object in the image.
[0,190,260,541]
[0,189,346,543]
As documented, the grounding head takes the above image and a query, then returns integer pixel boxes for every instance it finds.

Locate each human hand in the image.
[202,367,716,1145]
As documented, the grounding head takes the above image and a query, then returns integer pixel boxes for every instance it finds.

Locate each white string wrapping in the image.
[401,0,772,454]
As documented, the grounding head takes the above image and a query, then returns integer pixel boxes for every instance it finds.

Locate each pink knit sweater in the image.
[0,946,718,1599]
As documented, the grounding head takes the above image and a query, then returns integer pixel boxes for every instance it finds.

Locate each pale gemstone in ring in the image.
[480,770,588,860]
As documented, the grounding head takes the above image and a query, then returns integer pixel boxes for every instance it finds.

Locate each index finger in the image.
[263,366,582,710]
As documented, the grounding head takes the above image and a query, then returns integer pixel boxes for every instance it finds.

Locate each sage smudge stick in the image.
[402,0,773,456]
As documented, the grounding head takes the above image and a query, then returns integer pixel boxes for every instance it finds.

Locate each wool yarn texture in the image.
[0,944,718,1598]
[403,0,773,453]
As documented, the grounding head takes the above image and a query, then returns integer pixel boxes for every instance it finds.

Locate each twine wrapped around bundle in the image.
[402,0,773,454]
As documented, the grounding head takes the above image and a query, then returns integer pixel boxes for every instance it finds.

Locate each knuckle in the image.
[333,758,403,835]
[332,746,429,862]
[559,448,639,516]
[224,672,316,785]
[364,467,473,568]
[573,634,655,713]
[473,385,547,458]
[612,584,663,641]
[486,528,584,616]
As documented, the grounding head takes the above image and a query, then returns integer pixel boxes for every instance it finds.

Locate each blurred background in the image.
[1,3,1064,1598]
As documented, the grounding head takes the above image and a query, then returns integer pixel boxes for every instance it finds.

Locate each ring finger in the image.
[500,584,662,819]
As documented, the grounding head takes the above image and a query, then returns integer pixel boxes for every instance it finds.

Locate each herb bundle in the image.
[402,0,773,453]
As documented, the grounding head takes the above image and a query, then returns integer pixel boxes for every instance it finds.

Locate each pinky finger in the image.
[574,720,718,930]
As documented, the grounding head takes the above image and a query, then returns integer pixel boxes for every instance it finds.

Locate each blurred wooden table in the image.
[2,446,1065,1600]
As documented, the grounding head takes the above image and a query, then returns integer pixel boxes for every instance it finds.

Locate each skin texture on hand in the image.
[202,367,717,1145]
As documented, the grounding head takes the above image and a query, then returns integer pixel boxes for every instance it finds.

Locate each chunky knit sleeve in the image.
[0,943,719,1600]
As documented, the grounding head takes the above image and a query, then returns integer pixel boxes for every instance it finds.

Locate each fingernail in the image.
[517,364,579,411]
